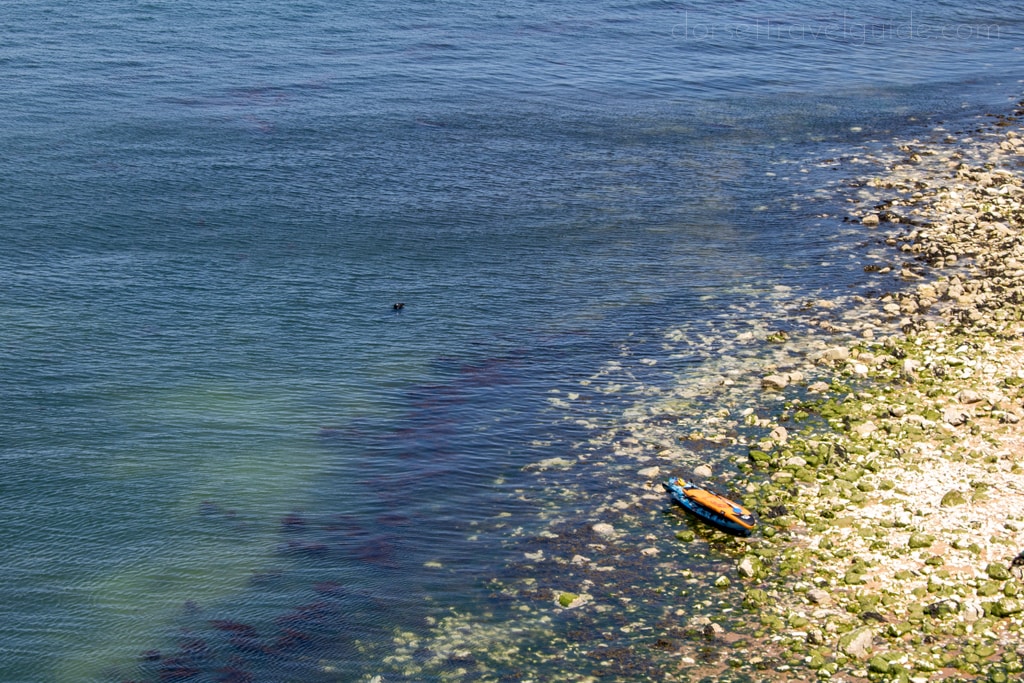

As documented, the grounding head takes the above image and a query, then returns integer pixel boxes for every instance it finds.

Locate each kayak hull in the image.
[664,477,757,536]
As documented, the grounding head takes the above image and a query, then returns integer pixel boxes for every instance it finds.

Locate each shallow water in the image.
[3,0,1024,680]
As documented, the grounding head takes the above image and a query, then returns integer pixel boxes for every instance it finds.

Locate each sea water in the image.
[2,0,1024,680]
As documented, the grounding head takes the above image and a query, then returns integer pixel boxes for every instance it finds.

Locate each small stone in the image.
[592,523,616,539]
[737,555,762,579]
[852,421,877,438]
[868,655,890,674]
[783,455,807,469]
[844,570,866,585]
[557,592,579,608]
[862,213,881,227]
[808,589,832,605]
[744,590,770,611]
[962,600,985,622]
[808,381,830,393]
[675,529,695,542]
[838,626,874,660]
[761,374,789,391]
[908,533,935,549]
[703,622,725,639]
[940,490,967,507]
[692,464,713,479]
[959,389,983,404]
[924,599,959,617]
[943,407,969,426]
[991,597,1022,617]
[714,575,731,588]
[640,547,659,557]
[638,466,660,479]
[987,563,1012,581]
[823,346,850,363]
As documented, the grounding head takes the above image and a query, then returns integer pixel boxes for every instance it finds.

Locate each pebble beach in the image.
[376,95,1024,683]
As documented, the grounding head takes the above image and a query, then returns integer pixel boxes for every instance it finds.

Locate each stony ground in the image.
[710,102,1024,682]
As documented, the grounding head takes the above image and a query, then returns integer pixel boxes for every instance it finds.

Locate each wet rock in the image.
[823,346,851,363]
[557,592,579,608]
[783,455,806,469]
[637,466,660,479]
[744,588,769,608]
[692,464,713,479]
[862,213,881,227]
[703,622,725,639]
[592,523,616,539]
[528,457,575,471]
[737,555,763,579]
[761,374,789,391]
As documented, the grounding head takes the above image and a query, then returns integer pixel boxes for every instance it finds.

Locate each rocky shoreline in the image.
[373,99,1024,682]
[717,101,1024,681]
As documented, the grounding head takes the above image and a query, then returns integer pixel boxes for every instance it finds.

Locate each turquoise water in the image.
[3,0,1024,680]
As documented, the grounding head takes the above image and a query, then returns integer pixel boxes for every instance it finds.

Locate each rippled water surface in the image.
[3,0,1024,680]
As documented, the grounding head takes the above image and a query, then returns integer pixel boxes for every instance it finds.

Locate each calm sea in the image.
[2,0,1023,680]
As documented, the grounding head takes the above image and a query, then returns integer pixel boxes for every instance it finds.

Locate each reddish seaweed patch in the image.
[209,620,259,637]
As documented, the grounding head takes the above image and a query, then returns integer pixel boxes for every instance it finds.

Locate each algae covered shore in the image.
[373,97,1024,682]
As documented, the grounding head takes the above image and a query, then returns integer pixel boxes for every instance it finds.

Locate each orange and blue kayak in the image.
[664,477,757,536]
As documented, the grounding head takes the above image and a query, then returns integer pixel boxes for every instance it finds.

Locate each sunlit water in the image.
[2,0,1024,680]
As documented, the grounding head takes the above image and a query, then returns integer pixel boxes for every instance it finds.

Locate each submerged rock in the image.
[557,592,579,608]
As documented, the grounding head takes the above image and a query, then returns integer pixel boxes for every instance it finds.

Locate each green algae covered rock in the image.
[990,597,1022,618]
[744,588,769,609]
[908,532,935,549]
[557,592,579,608]
[868,655,891,674]
[987,562,1012,581]
[940,490,967,507]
